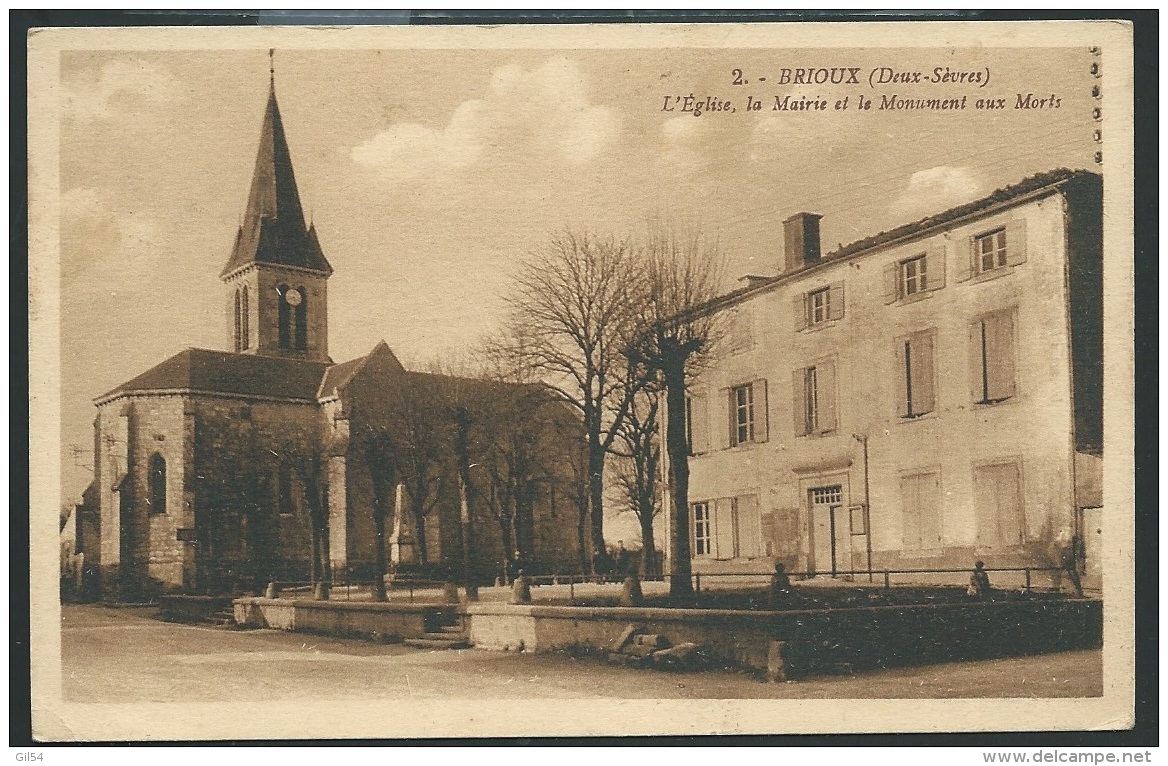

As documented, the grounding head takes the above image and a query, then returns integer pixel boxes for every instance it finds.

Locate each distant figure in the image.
[1051,530,1084,597]
[512,549,525,583]
[968,560,992,599]
[1045,528,1082,596]
[769,562,793,607]
[615,541,629,576]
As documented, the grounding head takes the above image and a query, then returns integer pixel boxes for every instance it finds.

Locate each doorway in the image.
[808,485,848,576]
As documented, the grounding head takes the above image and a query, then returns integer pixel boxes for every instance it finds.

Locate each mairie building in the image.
[671,169,1103,589]
[74,80,580,600]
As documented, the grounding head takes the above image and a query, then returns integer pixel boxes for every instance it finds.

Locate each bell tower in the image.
[220,53,332,362]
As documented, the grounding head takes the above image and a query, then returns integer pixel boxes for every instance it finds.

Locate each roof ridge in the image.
[706,168,1098,311]
[316,352,372,400]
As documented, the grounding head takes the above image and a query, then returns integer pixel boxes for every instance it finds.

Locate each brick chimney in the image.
[783,212,823,273]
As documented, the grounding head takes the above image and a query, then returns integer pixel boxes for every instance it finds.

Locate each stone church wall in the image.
[190,395,320,591]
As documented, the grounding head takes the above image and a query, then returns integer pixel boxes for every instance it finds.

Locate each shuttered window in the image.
[900,469,942,550]
[796,282,846,330]
[974,461,1024,548]
[971,309,1017,404]
[727,380,768,447]
[958,220,1028,282]
[884,246,947,303]
[895,329,937,418]
[793,360,837,436]
[701,495,761,559]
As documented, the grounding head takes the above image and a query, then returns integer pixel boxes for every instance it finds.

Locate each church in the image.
[74,76,582,600]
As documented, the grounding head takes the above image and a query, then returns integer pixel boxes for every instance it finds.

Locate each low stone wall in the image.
[466,603,780,669]
[233,596,1102,679]
[465,599,1103,677]
[233,598,456,641]
[159,595,234,623]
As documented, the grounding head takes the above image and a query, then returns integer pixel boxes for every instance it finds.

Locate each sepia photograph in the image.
[27,20,1136,741]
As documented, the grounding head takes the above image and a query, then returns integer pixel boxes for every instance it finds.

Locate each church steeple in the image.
[221,59,332,363]
[220,65,332,279]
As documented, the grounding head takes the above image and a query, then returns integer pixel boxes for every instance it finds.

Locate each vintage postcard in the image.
[28,20,1135,740]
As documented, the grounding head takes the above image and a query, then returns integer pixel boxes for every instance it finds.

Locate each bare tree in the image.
[386,375,449,566]
[631,226,726,598]
[611,381,662,578]
[285,448,331,598]
[426,367,482,597]
[356,424,397,602]
[503,232,644,572]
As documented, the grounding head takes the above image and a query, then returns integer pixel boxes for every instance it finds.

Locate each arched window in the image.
[241,285,250,350]
[294,285,308,351]
[233,288,242,352]
[278,463,295,517]
[277,284,291,350]
[148,453,167,515]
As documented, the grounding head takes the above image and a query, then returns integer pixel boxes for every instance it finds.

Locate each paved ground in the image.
[62,604,1102,702]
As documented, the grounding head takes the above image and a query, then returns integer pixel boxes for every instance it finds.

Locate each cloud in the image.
[655,115,713,173]
[61,186,164,284]
[889,166,983,221]
[351,57,619,182]
[63,58,182,122]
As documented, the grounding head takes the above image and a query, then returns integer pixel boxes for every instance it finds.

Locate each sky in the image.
[56,43,1097,509]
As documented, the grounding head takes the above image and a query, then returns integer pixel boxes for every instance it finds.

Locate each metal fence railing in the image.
[263,577,453,603]
[522,565,1068,597]
[263,565,1071,603]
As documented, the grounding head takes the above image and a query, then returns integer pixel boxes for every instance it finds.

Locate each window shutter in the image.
[713,498,736,559]
[737,494,761,558]
[985,310,1017,400]
[754,379,769,442]
[973,465,998,547]
[926,246,947,290]
[727,389,738,447]
[894,339,909,418]
[688,504,697,554]
[793,294,808,331]
[970,319,986,403]
[819,358,838,432]
[828,282,845,320]
[920,472,943,548]
[999,462,1024,546]
[1006,219,1028,266]
[913,330,937,414]
[900,475,922,549]
[882,262,899,304]
[955,238,973,283]
[690,393,709,454]
[792,368,808,436]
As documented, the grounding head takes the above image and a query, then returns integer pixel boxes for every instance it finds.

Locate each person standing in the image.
[1049,528,1084,597]
[968,560,992,599]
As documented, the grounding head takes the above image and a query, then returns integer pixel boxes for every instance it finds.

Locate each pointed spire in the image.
[220,62,332,279]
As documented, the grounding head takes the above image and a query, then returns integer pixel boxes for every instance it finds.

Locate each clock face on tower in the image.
[284,287,302,306]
